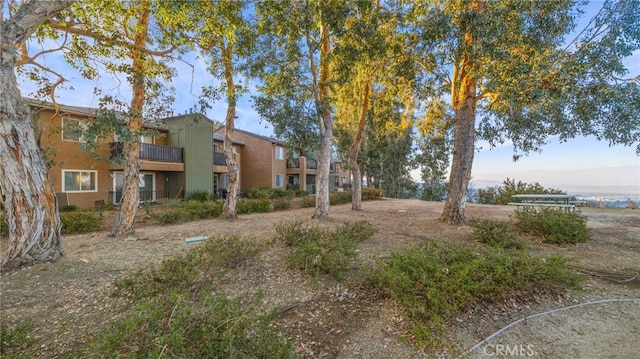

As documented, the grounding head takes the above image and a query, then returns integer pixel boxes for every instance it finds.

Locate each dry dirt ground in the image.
[1,198,639,358]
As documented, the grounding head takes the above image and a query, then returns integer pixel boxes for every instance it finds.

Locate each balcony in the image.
[214,152,226,166]
[287,157,318,169]
[110,142,183,163]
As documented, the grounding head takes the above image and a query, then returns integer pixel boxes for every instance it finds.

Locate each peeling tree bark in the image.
[312,19,333,219]
[348,75,372,211]
[220,43,240,220]
[108,1,150,237]
[0,0,75,270]
[441,45,477,225]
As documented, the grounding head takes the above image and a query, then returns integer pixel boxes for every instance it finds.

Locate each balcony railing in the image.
[306,158,318,169]
[214,152,226,166]
[110,142,183,163]
[287,158,300,168]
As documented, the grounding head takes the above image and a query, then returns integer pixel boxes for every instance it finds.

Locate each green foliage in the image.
[188,190,212,202]
[366,240,579,349]
[237,199,271,214]
[286,189,308,197]
[87,236,292,358]
[513,209,589,244]
[300,196,315,208]
[272,197,291,211]
[60,211,103,234]
[0,317,37,358]
[243,187,274,199]
[274,220,375,280]
[471,219,525,250]
[362,187,385,200]
[0,211,7,236]
[152,201,224,224]
[495,178,565,205]
[329,191,352,205]
[59,204,79,212]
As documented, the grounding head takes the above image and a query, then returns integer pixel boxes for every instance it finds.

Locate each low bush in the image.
[300,196,315,208]
[83,236,292,358]
[152,201,224,224]
[329,191,352,205]
[60,211,103,234]
[513,209,589,244]
[471,219,525,250]
[272,197,291,211]
[366,240,579,349]
[0,212,7,236]
[362,187,385,200]
[188,190,211,202]
[274,220,375,279]
[286,189,308,197]
[59,204,79,212]
[243,187,273,199]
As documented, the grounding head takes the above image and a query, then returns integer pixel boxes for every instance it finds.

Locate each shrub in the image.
[272,197,291,211]
[59,204,79,212]
[274,220,375,279]
[494,178,565,205]
[152,201,223,224]
[513,209,589,244]
[243,187,273,199]
[329,191,352,205]
[300,196,315,208]
[362,187,384,200]
[366,240,579,349]
[286,189,308,197]
[85,237,292,358]
[60,211,103,234]
[188,190,211,202]
[471,219,525,250]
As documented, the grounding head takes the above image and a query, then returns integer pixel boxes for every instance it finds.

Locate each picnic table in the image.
[508,194,580,213]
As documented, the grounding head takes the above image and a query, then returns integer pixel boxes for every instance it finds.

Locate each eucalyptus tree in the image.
[408,0,640,224]
[47,0,189,235]
[185,0,256,219]
[253,0,349,219]
[0,0,75,269]
[332,1,415,210]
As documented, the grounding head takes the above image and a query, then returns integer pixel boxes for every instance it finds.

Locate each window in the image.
[275,174,284,188]
[275,146,285,160]
[341,176,347,183]
[63,170,97,192]
[62,118,86,142]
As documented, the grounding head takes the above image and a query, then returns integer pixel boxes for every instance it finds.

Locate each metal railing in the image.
[110,142,184,163]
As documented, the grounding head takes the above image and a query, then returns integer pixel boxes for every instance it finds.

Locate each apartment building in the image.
[27,99,350,208]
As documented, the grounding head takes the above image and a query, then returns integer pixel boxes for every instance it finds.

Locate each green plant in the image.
[83,236,292,358]
[493,178,565,205]
[329,191,352,205]
[362,187,384,199]
[188,190,211,202]
[0,317,37,358]
[300,196,315,208]
[59,204,79,212]
[366,240,579,349]
[243,187,273,199]
[513,209,589,244]
[471,219,525,249]
[60,211,103,234]
[0,212,7,236]
[141,201,152,215]
[274,220,375,279]
[272,197,291,211]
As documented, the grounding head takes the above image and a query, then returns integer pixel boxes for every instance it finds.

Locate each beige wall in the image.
[36,107,113,209]
[215,128,286,190]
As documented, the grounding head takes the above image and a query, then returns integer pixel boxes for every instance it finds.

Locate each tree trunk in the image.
[312,20,332,219]
[0,0,75,270]
[109,1,150,236]
[441,53,477,224]
[220,43,239,220]
[348,76,372,211]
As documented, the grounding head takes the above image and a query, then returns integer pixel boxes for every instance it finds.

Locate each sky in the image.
[12,1,640,197]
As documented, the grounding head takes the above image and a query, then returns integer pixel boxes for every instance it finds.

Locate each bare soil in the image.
[1,198,639,358]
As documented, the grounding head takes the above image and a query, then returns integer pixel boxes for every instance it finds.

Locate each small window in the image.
[341,176,346,182]
[275,174,284,187]
[275,146,285,160]
[62,118,86,142]
[63,170,97,192]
